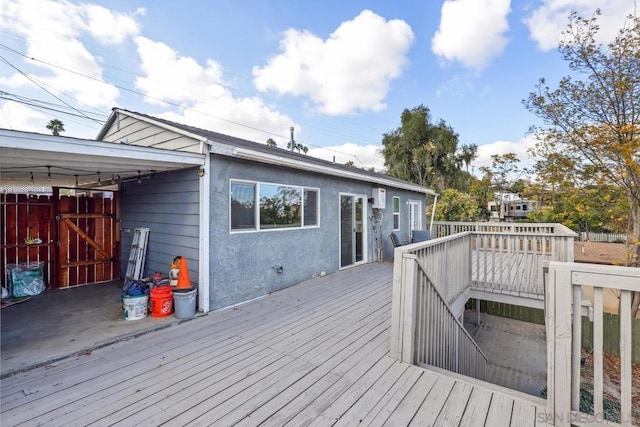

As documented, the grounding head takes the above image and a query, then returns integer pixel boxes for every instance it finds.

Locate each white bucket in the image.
[123,295,148,321]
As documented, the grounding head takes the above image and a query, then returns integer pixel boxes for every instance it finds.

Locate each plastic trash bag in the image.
[7,262,45,297]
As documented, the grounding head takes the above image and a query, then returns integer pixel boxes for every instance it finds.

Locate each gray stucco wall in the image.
[120,167,200,283]
[380,187,428,256]
[208,155,427,310]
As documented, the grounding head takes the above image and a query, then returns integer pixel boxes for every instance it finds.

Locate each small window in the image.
[259,184,301,229]
[231,182,256,230]
[522,204,528,211]
[304,189,318,226]
[393,197,400,230]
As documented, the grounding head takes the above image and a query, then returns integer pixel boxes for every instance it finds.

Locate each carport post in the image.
[198,147,211,312]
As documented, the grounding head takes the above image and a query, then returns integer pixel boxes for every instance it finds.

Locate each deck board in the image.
[0,262,544,426]
[459,387,492,426]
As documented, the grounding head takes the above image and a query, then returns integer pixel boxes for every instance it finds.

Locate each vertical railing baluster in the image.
[593,287,603,416]
[620,290,632,425]
[572,284,582,412]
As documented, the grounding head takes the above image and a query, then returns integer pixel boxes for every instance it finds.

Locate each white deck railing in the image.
[391,250,487,380]
[432,222,576,298]
[546,262,639,427]
[432,221,573,238]
[471,229,575,297]
[394,233,472,305]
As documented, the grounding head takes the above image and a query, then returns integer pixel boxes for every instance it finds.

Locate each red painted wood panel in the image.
[2,191,119,290]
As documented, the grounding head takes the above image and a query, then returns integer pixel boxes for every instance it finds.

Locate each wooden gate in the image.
[1,193,55,289]
[1,190,120,290]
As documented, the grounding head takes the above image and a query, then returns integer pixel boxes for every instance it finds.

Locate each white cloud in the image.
[471,136,537,173]
[0,102,48,133]
[252,10,414,115]
[432,0,511,70]
[0,0,142,108]
[134,37,297,142]
[307,143,385,171]
[135,37,226,105]
[524,0,635,51]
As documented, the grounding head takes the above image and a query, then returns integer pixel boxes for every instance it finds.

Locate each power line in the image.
[0,43,388,168]
[0,42,390,144]
[0,55,104,124]
[0,91,108,121]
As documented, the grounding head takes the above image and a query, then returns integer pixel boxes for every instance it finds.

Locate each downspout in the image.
[429,194,439,235]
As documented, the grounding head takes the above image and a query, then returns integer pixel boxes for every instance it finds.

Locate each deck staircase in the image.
[413,256,487,379]
[391,223,639,425]
[392,224,577,383]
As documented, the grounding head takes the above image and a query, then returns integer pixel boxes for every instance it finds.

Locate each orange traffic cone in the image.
[171,256,192,289]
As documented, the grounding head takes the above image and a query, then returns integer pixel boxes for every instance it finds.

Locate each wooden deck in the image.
[1,262,545,426]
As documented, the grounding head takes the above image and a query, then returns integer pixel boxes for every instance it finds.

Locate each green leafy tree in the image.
[381,105,461,191]
[530,151,577,209]
[524,10,640,314]
[434,189,481,221]
[479,153,522,219]
[46,119,65,136]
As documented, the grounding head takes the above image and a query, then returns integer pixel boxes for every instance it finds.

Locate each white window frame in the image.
[338,192,368,270]
[408,200,422,232]
[229,179,320,233]
[393,196,400,231]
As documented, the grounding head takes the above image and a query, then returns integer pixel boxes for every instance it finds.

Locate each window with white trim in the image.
[393,196,400,230]
[230,180,319,231]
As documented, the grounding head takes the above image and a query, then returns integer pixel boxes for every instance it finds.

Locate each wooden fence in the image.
[1,192,119,290]
[1,194,55,288]
[579,231,629,243]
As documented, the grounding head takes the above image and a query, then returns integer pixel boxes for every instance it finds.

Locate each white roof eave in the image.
[210,142,438,196]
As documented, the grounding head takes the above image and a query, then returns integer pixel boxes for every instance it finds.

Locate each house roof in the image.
[102,108,438,196]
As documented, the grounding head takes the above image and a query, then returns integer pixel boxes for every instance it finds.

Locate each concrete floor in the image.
[464,310,547,397]
[1,281,196,377]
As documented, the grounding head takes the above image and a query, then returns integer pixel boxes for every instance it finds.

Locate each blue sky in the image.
[0,0,635,172]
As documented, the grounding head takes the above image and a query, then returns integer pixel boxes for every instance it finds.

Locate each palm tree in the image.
[46,119,65,136]
[265,138,277,148]
[457,144,478,173]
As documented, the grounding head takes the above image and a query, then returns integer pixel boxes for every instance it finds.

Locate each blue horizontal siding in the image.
[120,167,200,284]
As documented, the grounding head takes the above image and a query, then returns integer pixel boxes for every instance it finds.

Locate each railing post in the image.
[390,249,417,364]
[546,263,573,427]
[390,247,404,360]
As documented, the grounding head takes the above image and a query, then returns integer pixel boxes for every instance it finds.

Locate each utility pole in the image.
[290,127,295,152]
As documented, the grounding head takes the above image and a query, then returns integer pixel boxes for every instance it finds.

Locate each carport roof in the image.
[0,129,205,188]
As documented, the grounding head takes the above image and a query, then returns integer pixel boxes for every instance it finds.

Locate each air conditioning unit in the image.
[372,188,386,209]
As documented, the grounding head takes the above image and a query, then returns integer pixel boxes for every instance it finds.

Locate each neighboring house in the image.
[488,192,537,221]
[95,108,437,311]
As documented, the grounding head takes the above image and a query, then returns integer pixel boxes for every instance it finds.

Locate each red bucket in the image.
[150,286,173,317]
